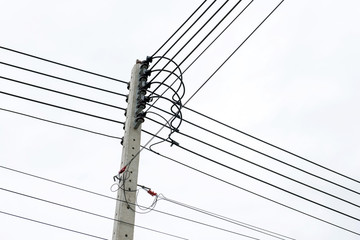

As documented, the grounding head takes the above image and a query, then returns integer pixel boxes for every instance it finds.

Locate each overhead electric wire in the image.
[0,45,127,84]
[145,0,253,113]
[0,187,188,240]
[0,210,108,240]
[184,0,284,105]
[151,0,208,57]
[148,0,229,90]
[150,105,360,195]
[0,167,265,240]
[0,61,127,97]
[149,0,217,71]
[0,75,126,111]
[184,106,360,185]
[146,115,360,204]
[141,128,360,222]
[0,91,124,125]
[177,0,245,68]
[182,0,254,74]
[142,146,360,236]
[149,0,245,109]
[0,107,122,140]
[142,0,285,156]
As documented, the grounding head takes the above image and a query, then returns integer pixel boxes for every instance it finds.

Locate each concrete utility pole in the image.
[112,60,149,240]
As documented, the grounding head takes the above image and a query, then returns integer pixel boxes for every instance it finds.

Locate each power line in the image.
[183,104,360,185]
[151,104,360,195]
[184,0,285,105]
[0,45,127,84]
[0,61,127,97]
[146,115,360,207]
[141,1,285,167]
[148,0,228,89]
[0,107,122,140]
[0,187,189,240]
[0,75,126,111]
[141,128,360,222]
[151,0,208,57]
[181,0,254,74]
[0,167,264,240]
[0,210,108,240]
[0,91,124,125]
[143,146,360,237]
[177,0,245,68]
[144,0,253,117]
[159,195,295,240]
[149,0,217,71]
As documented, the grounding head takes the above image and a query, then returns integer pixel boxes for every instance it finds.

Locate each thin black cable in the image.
[143,146,360,236]
[184,105,360,185]
[146,115,360,206]
[141,129,360,222]
[145,0,253,114]
[0,210,108,240]
[151,0,208,57]
[151,105,360,195]
[0,75,126,110]
[151,0,244,89]
[184,0,285,105]
[0,91,124,125]
[142,0,285,157]
[149,0,217,71]
[0,61,127,97]
[182,0,254,74]
[148,0,229,88]
[177,0,244,68]
[0,188,188,240]
[0,45,127,84]
[0,167,262,240]
[0,107,122,139]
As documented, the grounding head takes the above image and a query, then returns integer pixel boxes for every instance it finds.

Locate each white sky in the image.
[0,1,360,240]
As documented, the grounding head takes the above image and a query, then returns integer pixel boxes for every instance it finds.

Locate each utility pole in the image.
[112,59,150,240]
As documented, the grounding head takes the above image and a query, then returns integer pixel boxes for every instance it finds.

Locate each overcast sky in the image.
[1,1,360,240]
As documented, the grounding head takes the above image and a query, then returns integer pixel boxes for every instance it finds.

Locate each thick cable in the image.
[149,0,217,71]
[141,129,360,222]
[182,0,254,74]
[0,45,127,84]
[146,116,360,205]
[184,106,360,185]
[184,0,285,105]
[0,75,125,110]
[150,106,360,195]
[0,61,126,97]
[148,0,228,88]
[142,146,360,236]
[149,0,243,101]
[0,210,108,240]
[145,0,253,114]
[151,0,207,57]
[142,0,284,155]
[0,91,124,125]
